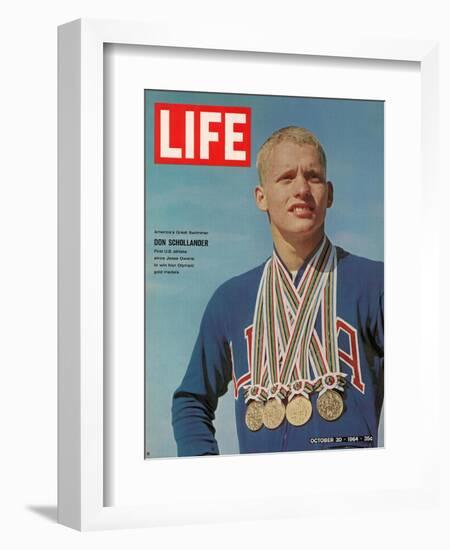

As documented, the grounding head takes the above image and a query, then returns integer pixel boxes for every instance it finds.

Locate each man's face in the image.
[255,141,333,243]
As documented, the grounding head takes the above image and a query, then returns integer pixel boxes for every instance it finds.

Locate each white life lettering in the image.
[200,111,221,160]
[225,112,246,161]
[159,109,182,158]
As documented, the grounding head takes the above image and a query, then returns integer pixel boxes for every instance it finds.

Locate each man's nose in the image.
[292,174,311,196]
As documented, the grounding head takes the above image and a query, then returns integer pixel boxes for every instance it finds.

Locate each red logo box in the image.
[154,103,251,167]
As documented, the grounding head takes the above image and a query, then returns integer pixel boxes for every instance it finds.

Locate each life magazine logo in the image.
[154,103,251,166]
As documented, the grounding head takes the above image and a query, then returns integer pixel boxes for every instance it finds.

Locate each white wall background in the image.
[1,1,449,548]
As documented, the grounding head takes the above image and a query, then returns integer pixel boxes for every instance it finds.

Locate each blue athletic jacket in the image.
[172,246,384,456]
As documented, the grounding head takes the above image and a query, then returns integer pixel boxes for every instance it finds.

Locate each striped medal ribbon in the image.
[272,239,336,426]
[244,237,335,431]
[308,251,347,421]
[244,260,271,431]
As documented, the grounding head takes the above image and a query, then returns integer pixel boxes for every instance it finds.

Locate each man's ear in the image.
[255,185,268,212]
[326,181,334,208]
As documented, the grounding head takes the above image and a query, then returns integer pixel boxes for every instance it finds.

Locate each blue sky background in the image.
[145,90,384,458]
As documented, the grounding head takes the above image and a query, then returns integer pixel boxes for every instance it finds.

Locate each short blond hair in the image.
[256,126,327,184]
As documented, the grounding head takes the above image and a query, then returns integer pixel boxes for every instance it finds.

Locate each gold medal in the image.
[286,395,312,426]
[245,400,264,432]
[316,389,344,421]
[263,398,285,429]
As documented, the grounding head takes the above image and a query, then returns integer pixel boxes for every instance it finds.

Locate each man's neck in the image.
[272,228,325,271]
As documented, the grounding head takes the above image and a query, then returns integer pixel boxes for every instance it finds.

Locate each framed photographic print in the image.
[58,18,440,531]
[144,90,384,460]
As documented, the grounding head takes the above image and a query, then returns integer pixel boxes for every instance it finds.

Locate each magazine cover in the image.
[144,90,384,459]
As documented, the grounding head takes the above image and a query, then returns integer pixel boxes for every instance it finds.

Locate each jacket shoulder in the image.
[336,247,384,303]
[337,247,383,277]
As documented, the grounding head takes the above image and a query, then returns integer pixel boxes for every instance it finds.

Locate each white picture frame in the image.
[58,18,440,531]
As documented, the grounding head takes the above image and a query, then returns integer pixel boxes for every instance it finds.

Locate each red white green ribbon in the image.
[307,249,347,395]
[245,237,343,403]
